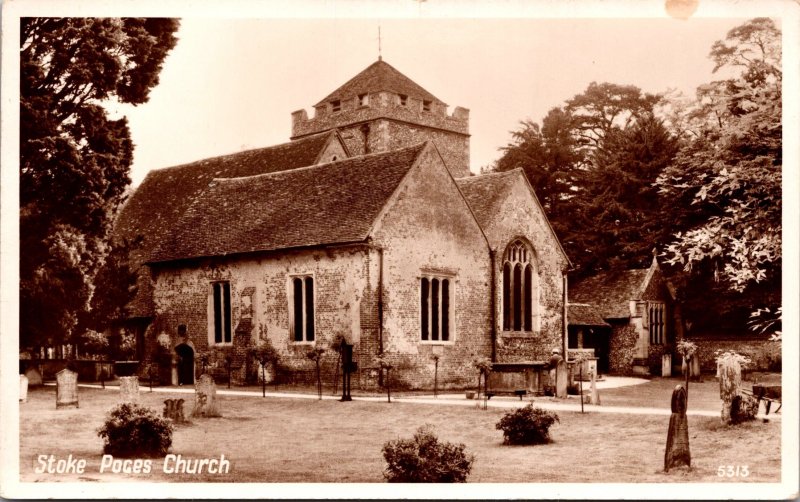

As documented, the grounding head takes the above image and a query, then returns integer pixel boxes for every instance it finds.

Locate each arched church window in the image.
[501,240,538,332]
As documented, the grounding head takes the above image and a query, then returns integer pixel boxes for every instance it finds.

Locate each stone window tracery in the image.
[502,240,538,332]
[420,275,452,342]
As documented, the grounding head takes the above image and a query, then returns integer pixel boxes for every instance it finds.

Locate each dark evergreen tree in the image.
[20,18,179,349]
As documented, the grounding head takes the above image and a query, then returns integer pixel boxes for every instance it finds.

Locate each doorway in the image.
[175,344,195,385]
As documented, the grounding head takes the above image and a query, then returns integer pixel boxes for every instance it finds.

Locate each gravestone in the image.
[55,369,79,409]
[719,357,742,424]
[664,385,691,471]
[163,398,187,423]
[192,374,221,417]
[661,354,672,377]
[20,374,29,403]
[555,360,568,398]
[119,376,140,404]
[589,370,600,405]
[24,367,43,387]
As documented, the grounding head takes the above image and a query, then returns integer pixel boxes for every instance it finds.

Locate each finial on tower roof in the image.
[378,26,382,61]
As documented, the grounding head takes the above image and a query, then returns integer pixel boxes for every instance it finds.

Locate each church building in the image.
[113,59,571,389]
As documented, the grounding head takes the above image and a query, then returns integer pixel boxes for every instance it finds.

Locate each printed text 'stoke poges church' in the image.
[113,59,571,389]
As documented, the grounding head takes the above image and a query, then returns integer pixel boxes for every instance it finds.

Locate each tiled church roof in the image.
[569,268,650,319]
[315,59,444,107]
[456,170,519,230]
[149,143,428,263]
[115,131,341,262]
[113,131,342,316]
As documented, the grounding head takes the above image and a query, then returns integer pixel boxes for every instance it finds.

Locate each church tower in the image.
[291,59,471,177]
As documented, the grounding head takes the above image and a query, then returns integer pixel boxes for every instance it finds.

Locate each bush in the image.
[730,394,759,424]
[496,404,559,445]
[382,425,474,482]
[97,403,173,457]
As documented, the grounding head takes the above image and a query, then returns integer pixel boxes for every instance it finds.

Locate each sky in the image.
[113,13,755,186]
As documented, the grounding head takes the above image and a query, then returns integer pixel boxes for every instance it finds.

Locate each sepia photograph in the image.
[1,0,798,499]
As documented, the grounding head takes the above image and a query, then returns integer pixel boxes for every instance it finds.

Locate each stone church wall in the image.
[370,145,492,389]
[149,245,375,386]
[477,173,569,363]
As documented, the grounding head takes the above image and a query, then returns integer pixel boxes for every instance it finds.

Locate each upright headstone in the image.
[555,360,568,398]
[119,376,140,404]
[589,370,600,405]
[192,374,221,417]
[661,354,672,377]
[664,385,691,471]
[55,369,79,409]
[719,357,742,424]
[690,355,702,382]
[20,374,29,403]
[24,367,43,387]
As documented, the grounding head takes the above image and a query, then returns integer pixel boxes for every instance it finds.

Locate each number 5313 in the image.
[718,465,749,477]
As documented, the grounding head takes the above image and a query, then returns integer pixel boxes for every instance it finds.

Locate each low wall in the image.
[685,337,780,372]
[21,359,114,382]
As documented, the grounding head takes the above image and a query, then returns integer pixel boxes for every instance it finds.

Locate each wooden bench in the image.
[741,384,781,414]
[486,389,528,400]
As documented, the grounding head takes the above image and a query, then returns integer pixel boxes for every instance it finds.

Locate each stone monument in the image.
[719,357,742,424]
[192,374,221,417]
[589,370,600,405]
[555,359,568,398]
[55,368,79,409]
[163,398,187,423]
[119,376,140,404]
[664,384,690,471]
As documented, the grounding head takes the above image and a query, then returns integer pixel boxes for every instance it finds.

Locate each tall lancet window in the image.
[502,240,538,332]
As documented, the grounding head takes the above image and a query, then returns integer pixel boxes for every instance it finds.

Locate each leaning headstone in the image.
[555,360,568,398]
[192,374,221,417]
[119,376,140,404]
[719,357,742,424]
[55,369,79,409]
[20,374,29,403]
[24,367,43,387]
[664,385,691,471]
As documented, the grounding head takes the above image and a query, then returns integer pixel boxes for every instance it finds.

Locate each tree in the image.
[655,18,782,338]
[20,18,179,350]
[492,82,677,276]
[493,108,583,220]
[655,18,781,294]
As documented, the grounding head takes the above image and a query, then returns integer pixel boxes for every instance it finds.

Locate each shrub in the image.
[730,394,759,424]
[382,425,474,482]
[97,403,173,457]
[496,404,559,445]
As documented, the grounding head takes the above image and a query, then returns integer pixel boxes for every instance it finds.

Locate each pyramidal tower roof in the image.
[314,59,445,107]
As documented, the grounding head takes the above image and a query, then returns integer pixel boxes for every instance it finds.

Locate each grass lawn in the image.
[19,384,780,483]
